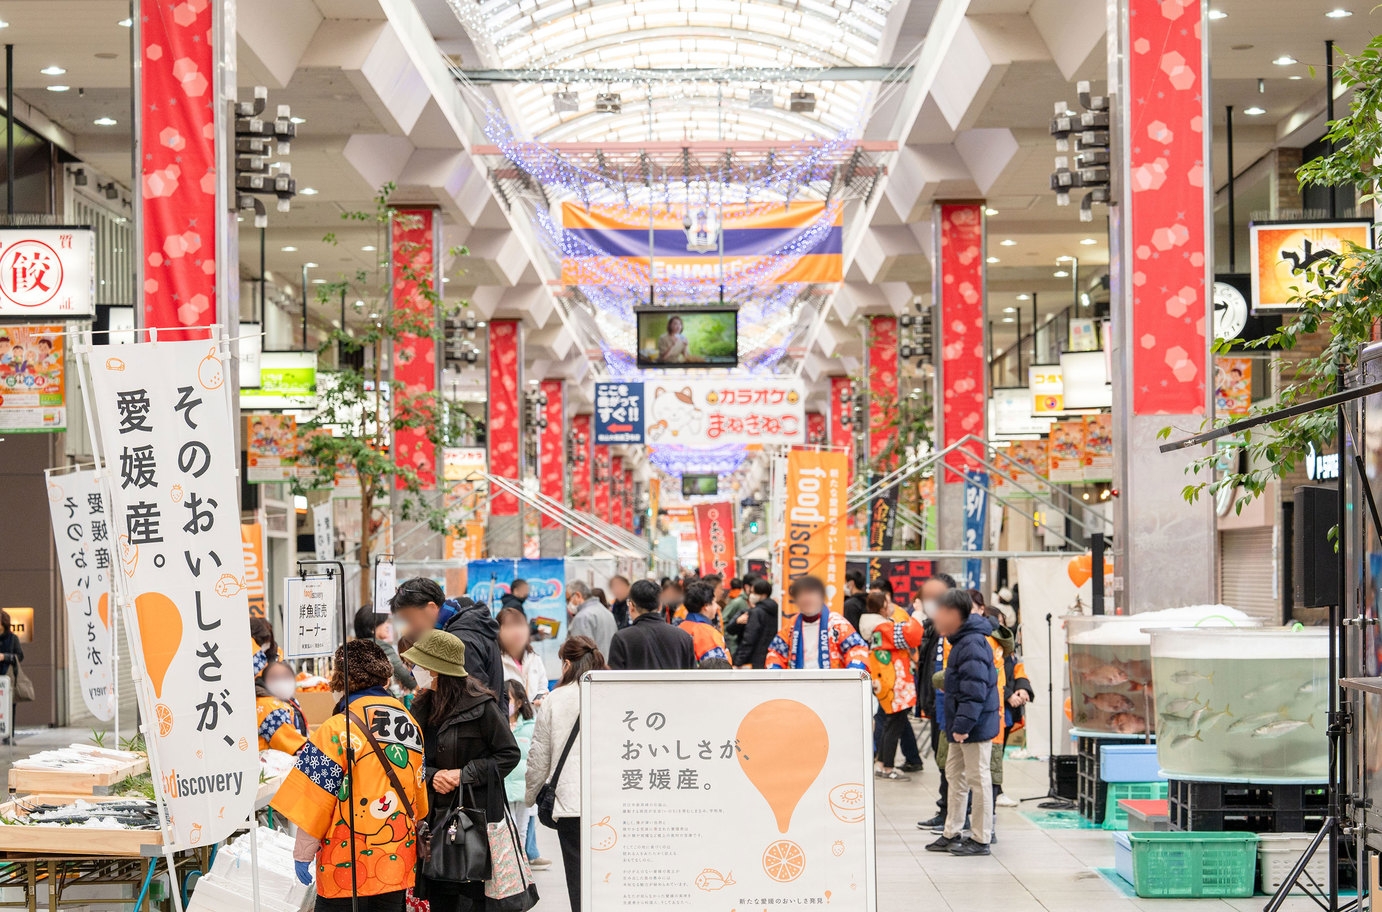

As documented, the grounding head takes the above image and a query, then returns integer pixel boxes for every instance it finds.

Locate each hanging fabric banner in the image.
[539,379,565,529]
[961,469,989,590]
[139,0,218,337]
[868,316,898,464]
[692,502,736,578]
[938,203,987,465]
[781,448,848,617]
[240,523,266,620]
[571,414,594,511]
[85,338,258,850]
[866,474,898,552]
[45,468,116,722]
[488,321,521,515]
[391,209,438,489]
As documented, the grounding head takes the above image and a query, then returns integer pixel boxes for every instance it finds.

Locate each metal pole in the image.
[1030,293,1038,363]
[1225,105,1236,272]
[1015,307,1023,379]
[259,227,266,334]
[1326,40,1337,220]
[6,43,14,219]
[300,264,308,351]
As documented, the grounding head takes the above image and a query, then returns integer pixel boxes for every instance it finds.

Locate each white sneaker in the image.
[995,793,1019,808]
[530,857,553,869]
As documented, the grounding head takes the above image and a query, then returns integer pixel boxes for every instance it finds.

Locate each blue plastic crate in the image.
[1112,831,1134,885]
[1100,744,1164,783]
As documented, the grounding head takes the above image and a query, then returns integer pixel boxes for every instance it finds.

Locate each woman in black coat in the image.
[0,609,24,678]
[405,631,521,912]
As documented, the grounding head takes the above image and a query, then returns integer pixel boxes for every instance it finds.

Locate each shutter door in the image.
[1218,527,1279,623]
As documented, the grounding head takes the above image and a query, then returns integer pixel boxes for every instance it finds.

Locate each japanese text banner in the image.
[693,502,737,578]
[45,468,115,722]
[86,340,258,849]
[782,448,848,617]
[647,378,806,446]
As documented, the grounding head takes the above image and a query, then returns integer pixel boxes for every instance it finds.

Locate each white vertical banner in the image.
[44,467,116,721]
[283,576,338,658]
[0,675,13,739]
[312,501,334,562]
[373,559,396,614]
[85,338,258,850]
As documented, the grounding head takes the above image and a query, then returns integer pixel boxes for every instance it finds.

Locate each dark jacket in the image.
[721,595,750,652]
[917,618,941,717]
[498,593,527,613]
[610,598,631,630]
[732,599,778,668]
[608,612,696,671]
[0,632,23,677]
[442,599,507,710]
[842,593,866,633]
[943,613,1000,743]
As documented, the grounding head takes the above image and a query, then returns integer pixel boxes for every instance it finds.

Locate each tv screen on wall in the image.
[635,307,739,369]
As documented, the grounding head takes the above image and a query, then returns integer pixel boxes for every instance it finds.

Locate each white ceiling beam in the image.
[954,128,1021,194]
[237,0,324,88]
[1029,0,1106,81]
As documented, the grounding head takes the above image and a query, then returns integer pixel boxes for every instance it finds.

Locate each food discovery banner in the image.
[596,379,807,446]
[0,324,66,431]
[561,200,843,286]
[693,502,737,578]
[45,468,116,721]
[781,448,848,617]
[240,523,267,620]
[581,671,877,912]
[85,339,258,849]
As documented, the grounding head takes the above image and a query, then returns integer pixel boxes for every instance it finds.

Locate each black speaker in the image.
[1294,485,1340,608]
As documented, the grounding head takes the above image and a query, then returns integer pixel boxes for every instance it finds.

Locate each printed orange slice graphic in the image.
[737,700,828,833]
[156,703,174,737]
[134,591,183,699]
[97,592,109,630]
[763,840,805,883]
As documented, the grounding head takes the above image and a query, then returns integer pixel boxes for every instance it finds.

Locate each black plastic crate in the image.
[1051,755,1079,801]
[1170,805,1327,833]
[1078,769,1109,824]
[1168,779,1327,813]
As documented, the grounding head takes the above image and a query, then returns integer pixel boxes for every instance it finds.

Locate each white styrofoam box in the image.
[187,874,305,912]
[1258,833,1330,894]
[1112,831,1134,885]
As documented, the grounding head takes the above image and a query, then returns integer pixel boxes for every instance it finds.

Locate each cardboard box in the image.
[295,692,338,728]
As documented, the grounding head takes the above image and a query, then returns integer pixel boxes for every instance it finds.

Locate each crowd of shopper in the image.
[257,566,1030,912]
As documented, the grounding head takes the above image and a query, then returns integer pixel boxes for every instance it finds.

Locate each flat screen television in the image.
[682,474,719,497]
[636,306,739,369]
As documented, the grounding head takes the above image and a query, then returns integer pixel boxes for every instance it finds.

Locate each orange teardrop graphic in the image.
[134,592,183,699]
[97,592,109,630]
[737,700,829,833]
[1067,554,1093,588]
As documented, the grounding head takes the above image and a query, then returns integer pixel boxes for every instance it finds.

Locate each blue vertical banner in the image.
[962,470,989,590]
[466,558,567,671]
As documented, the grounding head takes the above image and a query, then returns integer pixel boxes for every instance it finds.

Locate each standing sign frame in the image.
[579,669,878,912]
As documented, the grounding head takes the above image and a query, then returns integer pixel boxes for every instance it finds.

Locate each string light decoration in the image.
[648,444,749,479]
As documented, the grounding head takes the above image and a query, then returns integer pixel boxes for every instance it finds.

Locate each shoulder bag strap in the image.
[547,717,581,788]
[347,707,416,821]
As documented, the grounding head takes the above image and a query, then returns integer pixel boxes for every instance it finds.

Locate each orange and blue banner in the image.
[561,201,843,285]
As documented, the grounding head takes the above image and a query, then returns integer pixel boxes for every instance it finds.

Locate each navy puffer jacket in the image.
[943,613,1000,743]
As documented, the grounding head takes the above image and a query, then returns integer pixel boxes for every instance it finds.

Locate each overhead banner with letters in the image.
[561,200,843,286]
[85,339,258,849]
[781,448,848,617]
[45,468,116,722]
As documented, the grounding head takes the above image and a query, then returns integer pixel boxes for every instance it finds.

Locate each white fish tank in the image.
[1067,606,1253,736]
[1150,626,1328,782]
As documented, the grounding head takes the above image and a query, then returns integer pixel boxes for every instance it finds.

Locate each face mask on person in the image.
[922,599,939,619]
[413,666,434,690]
[267,678,296,702]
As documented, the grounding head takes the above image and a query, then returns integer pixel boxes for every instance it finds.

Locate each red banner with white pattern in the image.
[693,501,737,578]
[868,316,898,465]
[623,469,635,531]
[488,321,521,514]
[829,375,854,486]
[391,209,437,489]
[593,446,611,517]
[539,380,564,529]
[140,0,217,337]
[1127,0,1207,415]
[571,414,593,512]
[939,202,987,464]
[611,456,624,529]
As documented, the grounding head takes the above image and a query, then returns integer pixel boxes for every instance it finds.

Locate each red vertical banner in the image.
[693,502,737,577]
[391,209,437,489]
[539,379,564,529]
[1127,0,1207,416]
[829,375,854,485]
[939,202,987,464]
[611,455,624,529]
[140,0,217,337]
[571,414,593,512]
[488,320,522,515]
[623,468,635,531]
[868,316,898,465]
[593,446,611,517]
[806,412,827,446]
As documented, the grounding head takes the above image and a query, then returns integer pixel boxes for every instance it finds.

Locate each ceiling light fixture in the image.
[299,187,318,196]
[1000,238,1017,247]
[46,85,69,92]
[117,17,132,26]
[290,116,306,125]
[1080,237,1098,246]
[1243,106,1267,116]
[1273,55,1298,66]
[303,261,318,268]
[40,66,66,76]
[312,278,327,285]
[361,245,376,252]
[553,91,579,113]
[281,246,298,252]
[1054,269,1070,277]
[1289,75,1303,80]
[1207,8,1227,18]
[987,256,1000,264]
[984,207,998,216]
[1326,7,1352,16]
[93,116,118,126]
[1002,307,1018,313]
[1016,293,1030,301]
[788,91,816,113]
[748,88,773,108]
[1002,317,1015,324]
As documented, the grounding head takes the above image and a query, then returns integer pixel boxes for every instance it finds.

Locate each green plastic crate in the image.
[1102,781,1169,831]
[1127,832,1258,898]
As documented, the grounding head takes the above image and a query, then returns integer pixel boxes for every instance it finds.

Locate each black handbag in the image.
[537,718,579,829]
[421,785,491,884]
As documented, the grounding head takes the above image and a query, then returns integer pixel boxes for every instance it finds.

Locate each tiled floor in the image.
[526,739,1333,912]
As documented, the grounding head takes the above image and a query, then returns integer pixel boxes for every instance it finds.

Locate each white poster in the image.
[582,671,877,912]
[0,227,95,317]
[284,576,338,658]
[373,560,396,614]
[44,467,116,721]
[645,378,807,446]
[0,675,13,739]
[312,502,334,562]
[1013,556,1095,759]
[85,338,258,850]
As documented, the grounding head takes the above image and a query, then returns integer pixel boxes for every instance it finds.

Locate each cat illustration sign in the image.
[0,228,95,318]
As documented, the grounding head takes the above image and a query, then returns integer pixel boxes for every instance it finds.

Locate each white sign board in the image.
[0,674,12,739]
[312,502,334,562]
[373,561,397,614]
[284,576,338,658]
[85,338,258,850]
[44,467,116,721]
[645,378,807,446]
[0,227,95,317]
[582,670,877,912]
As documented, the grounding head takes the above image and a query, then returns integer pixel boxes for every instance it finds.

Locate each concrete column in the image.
[1108,0,1215,610]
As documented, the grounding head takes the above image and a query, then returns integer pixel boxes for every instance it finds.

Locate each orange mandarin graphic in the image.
[134,591,183,700]
[736,699,829,833]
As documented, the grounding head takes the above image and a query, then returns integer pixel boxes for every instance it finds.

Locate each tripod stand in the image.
[1021,611,1075,810]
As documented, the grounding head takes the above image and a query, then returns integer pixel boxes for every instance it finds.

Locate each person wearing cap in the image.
[272,638,430,907]
[407,630,523,911]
